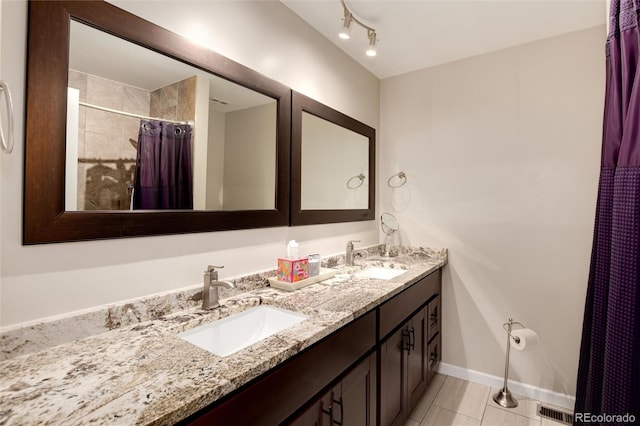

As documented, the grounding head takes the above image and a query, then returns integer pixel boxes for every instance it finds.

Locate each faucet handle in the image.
[347,240,361,247]
[206,265,224,273]
[205,265,224,281]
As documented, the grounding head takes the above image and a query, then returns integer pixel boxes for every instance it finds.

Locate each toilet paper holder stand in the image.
[493,318,526,409]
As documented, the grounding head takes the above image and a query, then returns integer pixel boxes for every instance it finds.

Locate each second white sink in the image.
[179,305,308,357]
[356,267,407,280]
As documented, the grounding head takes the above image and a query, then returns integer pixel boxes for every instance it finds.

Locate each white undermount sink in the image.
[179,305,308,357]
[356,267,407,280]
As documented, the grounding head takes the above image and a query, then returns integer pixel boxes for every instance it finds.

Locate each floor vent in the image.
[538,404,574,425]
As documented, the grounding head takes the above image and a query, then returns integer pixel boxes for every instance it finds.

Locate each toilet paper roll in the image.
[511,328,538,351]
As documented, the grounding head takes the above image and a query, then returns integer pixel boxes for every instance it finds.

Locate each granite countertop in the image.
[0,247,447,425]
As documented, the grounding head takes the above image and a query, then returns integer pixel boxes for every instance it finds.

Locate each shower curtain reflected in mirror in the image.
[132,120,193,210]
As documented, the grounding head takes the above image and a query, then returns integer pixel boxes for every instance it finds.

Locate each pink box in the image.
[277,258,309,283]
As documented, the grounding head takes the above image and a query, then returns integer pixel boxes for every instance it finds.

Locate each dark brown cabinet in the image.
[342,353,377,425]
[427,294,442,384]
[380,326,405,426]
[380,308,427,426]
[427,330,441,383]
[379,270,442,426]
[428,294,441,343]
[289,387,335,426]
[289,353,377,426]
[406,308,427,412]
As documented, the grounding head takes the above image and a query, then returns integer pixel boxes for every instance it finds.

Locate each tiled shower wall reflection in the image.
[69,70,148,210]
[68,72,196,210]
[150,76,196,123]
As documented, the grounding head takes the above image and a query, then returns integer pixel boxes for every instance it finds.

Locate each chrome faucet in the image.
[345,240,360,266]
[202,265,234,310]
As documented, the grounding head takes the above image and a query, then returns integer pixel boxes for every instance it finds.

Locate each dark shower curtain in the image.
[574,0,640,423]
[132,120,193,210]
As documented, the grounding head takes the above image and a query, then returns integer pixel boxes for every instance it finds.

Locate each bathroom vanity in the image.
[184,270,441,425]
[0,248,446,425]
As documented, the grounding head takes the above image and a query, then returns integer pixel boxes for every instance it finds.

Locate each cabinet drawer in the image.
[427,332,441,383]
[427,294,441,343]
[379,269,441,340]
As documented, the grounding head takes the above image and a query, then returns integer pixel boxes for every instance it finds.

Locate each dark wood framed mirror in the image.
[290,92,375,226]
[24,0,291,244]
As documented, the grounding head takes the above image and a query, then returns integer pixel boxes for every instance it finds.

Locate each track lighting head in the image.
[339,10,352,39]
[366,30,377,57]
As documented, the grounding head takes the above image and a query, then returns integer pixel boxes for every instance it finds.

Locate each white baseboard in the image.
[436,362,575,411]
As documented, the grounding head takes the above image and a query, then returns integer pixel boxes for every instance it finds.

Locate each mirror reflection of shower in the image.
[381,212,399,257]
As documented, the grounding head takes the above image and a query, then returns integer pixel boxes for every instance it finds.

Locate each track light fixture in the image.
[366,29,377,57]
[338,0,378,57]
[339,9,352,39]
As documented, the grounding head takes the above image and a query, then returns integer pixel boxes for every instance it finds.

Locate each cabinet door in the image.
[341,353,376,426]
[289,387,337,426]
[289,399,323,426]
[406,308,427,413]
[380,327,405,426]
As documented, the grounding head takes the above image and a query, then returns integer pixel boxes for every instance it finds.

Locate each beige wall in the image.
[223,103,276,209]
[301,112,370,210]
[380,26,605,396]
[206,109,225,210]
[0,0,379,326]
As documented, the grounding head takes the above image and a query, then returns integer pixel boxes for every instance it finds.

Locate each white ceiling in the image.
[69,21,273,113]
[280,0,606,79]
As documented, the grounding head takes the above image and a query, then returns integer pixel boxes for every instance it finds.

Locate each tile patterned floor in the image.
[405,375,569,426]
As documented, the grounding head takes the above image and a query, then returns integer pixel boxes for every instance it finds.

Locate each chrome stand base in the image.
[493,389,518,408]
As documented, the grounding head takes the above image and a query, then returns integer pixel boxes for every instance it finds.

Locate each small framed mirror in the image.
[290,92,375,226]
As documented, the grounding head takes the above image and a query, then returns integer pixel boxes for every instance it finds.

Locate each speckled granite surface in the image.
[0,245,388,361]
[0,246,446,426]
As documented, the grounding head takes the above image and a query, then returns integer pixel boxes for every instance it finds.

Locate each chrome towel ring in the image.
[0,80,15,154]
[387,171,406,188]
[347,173,366,189]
